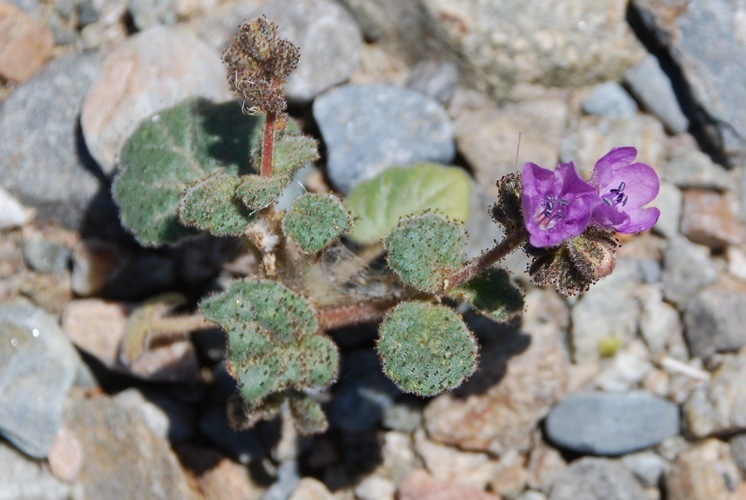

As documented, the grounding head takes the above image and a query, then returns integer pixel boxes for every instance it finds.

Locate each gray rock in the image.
[113,388,195,443]
[331,350,400,433]
[729,433,746,473]
[0,441,70,499]
[418,0,644,99]
[621,451,667,488]
[22,240,71,274]
[464,181,505,260]
[81,26,232,174]
[633,0,746,165]
[381,396,424,433]
[684,284,746,358]
[129,0,175,30]
[265,460,301,500]
[314,84,455,193]
[545,392,679,456]
[253,0,362,103]
[652,182,682,239]
[661,237,720,307]
[683,351,746,438]
[0,51,104,229]
[407,61,459,104]
[660,150,732,190]
[638,285,681,356]
[0,185,33,229]
[624,55,689,134]
[570,259,644,363]
[0,304,79,458]
[582,82,638,117]
[65,396,195,499]
[549,457,645,500]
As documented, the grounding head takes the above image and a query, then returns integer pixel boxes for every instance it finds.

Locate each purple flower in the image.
[589,147,660,233]
[521,161,600,248]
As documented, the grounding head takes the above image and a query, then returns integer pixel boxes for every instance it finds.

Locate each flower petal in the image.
[591,147,637,187]
[615,206,660,233]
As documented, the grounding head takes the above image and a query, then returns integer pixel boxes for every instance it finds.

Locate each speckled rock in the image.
[638,285,682,356]
[620,451,667,488]
[545,391,679,456]
[81,26,232,174]
[314,84,455,193]
[65,396,197,499]
[0,185,34,229]
[561,114,666,178]
[397,469,500,500]
[454,97,567,198]
[683,350,746,437]
[680,189,743,249]
[288,477,334,500]
[624,54,689,134]
[661,237,721,307]
[177,444,264,500]
[0,3,54,83]
[582,81,638,117]
[424,289,568,455]
[0,441,70,499]
[660,149,732,190]
[632,0,746,165]
[549,457,645,500]
[684,282,746,359]
[664,438,741,500]
[570,259,644,363]
[0,304,79,458]
[419,0,645,99]
[0,51,104,228]
[652,182,682,239]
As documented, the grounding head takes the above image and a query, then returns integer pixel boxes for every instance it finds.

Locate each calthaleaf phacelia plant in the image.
[111,17,660,434]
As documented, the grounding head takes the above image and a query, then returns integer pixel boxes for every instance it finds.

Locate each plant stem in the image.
[261,111,277,177]
[317,299,399,330]
[446,227,528,291]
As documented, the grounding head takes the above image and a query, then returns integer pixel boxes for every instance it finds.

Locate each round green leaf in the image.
[282,193,352,254]
[385,212,465,293]
[113,98,260,246]
[236,174,291,211]
[377,302,478,396]
[348,163,471,245]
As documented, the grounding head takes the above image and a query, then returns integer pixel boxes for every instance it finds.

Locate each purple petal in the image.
[591,147,637,187]
[605,162,659,208]
[615,206,660,233]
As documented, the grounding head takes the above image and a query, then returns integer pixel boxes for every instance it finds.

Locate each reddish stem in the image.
[261,111,277,177]
[446,227,528,291]
[318,299,398,330]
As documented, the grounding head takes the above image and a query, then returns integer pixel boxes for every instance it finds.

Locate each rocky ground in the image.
[2,0,746,499]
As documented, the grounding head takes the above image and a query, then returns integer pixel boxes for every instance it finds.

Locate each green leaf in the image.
[288,391,328,435]
[273,133,319,176]
[385,212,465,294]
[282,193,352,254]
[179,172,253,236]
[113,98,260,246]
[448,268,524,323]
[377,302,478,396]
[347,164,472,245]
[200,280,318,344]
[236,174,291,211]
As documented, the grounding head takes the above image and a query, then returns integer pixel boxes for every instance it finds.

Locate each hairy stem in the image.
[446,227,528,291]
[261,111,277,177]
[317,299,399,330]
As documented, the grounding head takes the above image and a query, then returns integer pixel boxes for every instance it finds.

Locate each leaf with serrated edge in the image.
[113,98,260,246]
[348,164,471,245]
[448,268,524,323]
[179,171,253,236]
[283,193,352,254]
[385,212,465,294]
[377,302,478,396]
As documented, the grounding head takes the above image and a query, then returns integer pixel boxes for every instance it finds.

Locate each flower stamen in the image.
[535,196,569,229]
[603,181,628,207]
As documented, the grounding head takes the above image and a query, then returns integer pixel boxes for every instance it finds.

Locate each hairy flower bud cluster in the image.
[222,17,300,115]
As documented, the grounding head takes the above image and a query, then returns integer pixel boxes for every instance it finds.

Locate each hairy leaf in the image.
[385,212,465,294]
[282,193,352,254]
[113,98,260,246]
[348,164,471,245]
[377,302,478,396]
[448,268,524,323]
[179,172,253,236]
